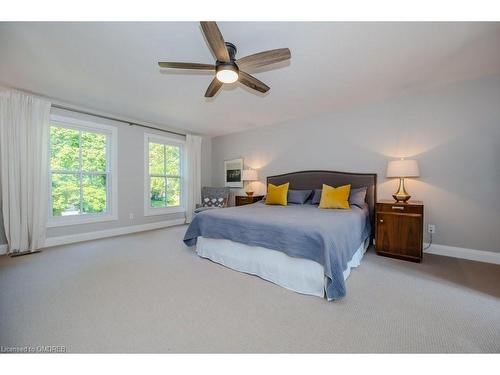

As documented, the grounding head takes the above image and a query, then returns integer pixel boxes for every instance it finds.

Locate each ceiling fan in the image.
[158,22,291,97]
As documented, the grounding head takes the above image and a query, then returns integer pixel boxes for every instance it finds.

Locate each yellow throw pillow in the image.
[265,183,289,206]
[318,184,351,209]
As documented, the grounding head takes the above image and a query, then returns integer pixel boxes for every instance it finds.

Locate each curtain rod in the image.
[51,104,186,137]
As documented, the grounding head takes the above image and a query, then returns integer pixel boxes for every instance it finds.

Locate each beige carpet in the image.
[0,225,499,353]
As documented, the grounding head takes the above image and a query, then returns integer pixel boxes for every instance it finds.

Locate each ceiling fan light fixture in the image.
[158,22,291,97]
[216,64,239,83]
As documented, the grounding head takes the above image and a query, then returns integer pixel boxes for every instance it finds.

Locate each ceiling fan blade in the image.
[200,22,230,62]
[238,71,270,93]
[158,62,215,70]
[236,48,291,70]
[205,77,223,97]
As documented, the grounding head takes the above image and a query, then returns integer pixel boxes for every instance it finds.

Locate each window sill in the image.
[46,213,118,228]
[144,206,185,217]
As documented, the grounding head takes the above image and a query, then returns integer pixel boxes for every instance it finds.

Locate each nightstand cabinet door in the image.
[376,201,424,262]
[400,214,423,257]
[376,213,400,254]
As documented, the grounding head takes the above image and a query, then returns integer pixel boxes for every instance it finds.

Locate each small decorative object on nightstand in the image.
[241,169,258,196]
[386,159,420,202]
[376,200,424,262]
[235,195,264,206]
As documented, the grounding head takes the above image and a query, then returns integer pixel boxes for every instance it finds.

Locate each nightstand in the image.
[375,200,424,263]
[235,195,264,206]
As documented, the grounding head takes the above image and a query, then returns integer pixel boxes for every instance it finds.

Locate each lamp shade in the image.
[386,159,420,178]
[242,169,258,181]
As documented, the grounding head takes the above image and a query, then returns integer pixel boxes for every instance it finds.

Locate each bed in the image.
[183,170,377,300]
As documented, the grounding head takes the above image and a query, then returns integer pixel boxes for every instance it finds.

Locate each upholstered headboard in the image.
[267,170,377,237]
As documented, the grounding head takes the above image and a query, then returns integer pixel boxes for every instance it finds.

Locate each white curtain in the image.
[0,89,51,254]
[185,134,202,223]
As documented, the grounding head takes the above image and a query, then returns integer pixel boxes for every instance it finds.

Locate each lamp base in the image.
[392,193,411,202]
[393,177,411,202]
[245,191,254,197]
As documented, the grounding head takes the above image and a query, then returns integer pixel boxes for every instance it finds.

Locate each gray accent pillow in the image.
[310,189,322,204]
[349,187,367,208]
[310,186,367,206]
[288,189,312,204]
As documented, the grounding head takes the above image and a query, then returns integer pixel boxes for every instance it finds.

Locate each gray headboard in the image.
[267,170,377,237]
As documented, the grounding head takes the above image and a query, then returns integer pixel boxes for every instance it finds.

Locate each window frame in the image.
[144,133,186,216]
[47,114,118,227]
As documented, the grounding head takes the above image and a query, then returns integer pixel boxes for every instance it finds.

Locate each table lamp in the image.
[242,169,258,196]
[386,159,420,202]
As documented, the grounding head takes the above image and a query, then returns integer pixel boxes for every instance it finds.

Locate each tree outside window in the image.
[148,141,181,208]
[50,126,109,216]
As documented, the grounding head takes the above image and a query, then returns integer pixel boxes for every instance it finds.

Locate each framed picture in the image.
[224,158,243,188]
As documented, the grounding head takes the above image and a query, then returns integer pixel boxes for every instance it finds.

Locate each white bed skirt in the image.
[196,236,370,298]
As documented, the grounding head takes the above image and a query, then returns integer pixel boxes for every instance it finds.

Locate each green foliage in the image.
[149,142,164,175]
[51,174,80,216]
[50,126,108,216]
[166,177,180,206]
[82,132,106,172]
[82,175,107,213]
[150,176,166,207]
[166,145,180,175]
[50,127,80,171]
[148,142,181,208]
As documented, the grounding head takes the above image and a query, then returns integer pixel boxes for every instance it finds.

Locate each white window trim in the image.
[47,114,118,228]
[144,133,186,217]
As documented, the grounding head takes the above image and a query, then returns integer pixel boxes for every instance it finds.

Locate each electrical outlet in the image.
[129,213,134,220]
[428,224,436,234]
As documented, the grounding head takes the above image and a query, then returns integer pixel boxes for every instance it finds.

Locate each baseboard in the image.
[424,243,500,265]
[0,243,7,255]
[43,218,186,248]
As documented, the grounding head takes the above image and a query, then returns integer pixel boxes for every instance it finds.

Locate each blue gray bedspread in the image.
[183,202,371,300]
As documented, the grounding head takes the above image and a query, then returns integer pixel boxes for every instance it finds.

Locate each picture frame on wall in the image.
[224,158,243,188]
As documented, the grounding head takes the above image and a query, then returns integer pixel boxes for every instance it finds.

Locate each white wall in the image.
[0,106,212,245]
[211,75,500,253]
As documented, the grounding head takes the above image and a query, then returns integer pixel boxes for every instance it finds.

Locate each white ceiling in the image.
[1,22,500,136]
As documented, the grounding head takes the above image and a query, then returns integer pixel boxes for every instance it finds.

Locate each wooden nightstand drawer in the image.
[238,197,253,204]
[235,195,264,207]
[377,201,423,214]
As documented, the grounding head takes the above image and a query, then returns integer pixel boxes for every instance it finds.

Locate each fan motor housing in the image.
[216,42,239,75]
[224,42,237,61]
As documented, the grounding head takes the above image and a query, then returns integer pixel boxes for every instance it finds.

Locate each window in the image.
[48,115,117,226]
[144,133,185,215]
